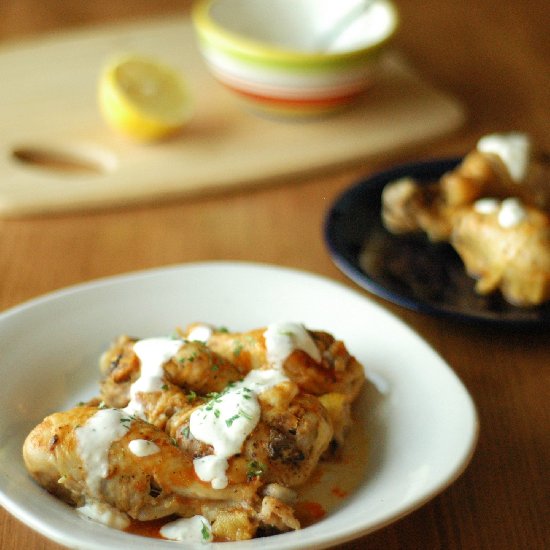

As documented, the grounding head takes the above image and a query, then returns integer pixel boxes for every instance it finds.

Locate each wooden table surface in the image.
[0,1,548,549]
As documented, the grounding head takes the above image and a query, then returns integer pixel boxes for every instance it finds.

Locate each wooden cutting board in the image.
[0,16,465,217]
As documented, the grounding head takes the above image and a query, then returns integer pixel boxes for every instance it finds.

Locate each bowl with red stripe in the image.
[191,0,398,118]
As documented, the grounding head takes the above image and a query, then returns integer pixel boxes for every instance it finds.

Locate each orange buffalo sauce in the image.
[294,501,327,528]
[331,486,349,498]
[125,516,176,539]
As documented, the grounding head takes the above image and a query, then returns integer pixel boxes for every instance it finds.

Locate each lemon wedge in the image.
[99,54,193,141]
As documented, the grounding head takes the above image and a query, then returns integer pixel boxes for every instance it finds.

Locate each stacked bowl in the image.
[192,0,399,117]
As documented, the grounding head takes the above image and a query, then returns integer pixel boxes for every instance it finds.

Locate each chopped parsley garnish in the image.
[201,521,211,541]
[238,408,253,421]
[179,350,198,364]
[187,390,197,402]
[119,415,134,429]
[232,342,243,357]
[181,426,190,439]
[225,414,240,427]
[246,460,266,480]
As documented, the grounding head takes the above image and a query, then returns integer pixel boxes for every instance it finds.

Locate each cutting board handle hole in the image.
[11,146,117,175]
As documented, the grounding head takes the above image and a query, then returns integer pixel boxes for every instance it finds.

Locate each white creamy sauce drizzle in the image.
[160,515,213,543]
[498,197,527,228]
[186,323,214,343]
[75,338,177,519]
[190,374,264,490]
[264,322,321,369]
[191,379,259,454]
[474,197,499,215]
[128,438,160,457]
[190,322,320,490]
[76,500,130,530]
[75,408,131,497]
[474,197,527,228]
[193,454,229,490]
[477,132,532,182]
[124,337,183,418]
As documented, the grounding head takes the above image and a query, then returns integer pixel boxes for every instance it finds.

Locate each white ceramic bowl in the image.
[191,0,398,117]
[0,262,478,549]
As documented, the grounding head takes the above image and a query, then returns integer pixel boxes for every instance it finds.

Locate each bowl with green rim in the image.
[191,0,399,118]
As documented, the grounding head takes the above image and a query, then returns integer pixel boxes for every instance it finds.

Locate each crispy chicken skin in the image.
[382,146,550,306]
[22,405,300,536]
[184,324,365,402]
[99,336,244,408]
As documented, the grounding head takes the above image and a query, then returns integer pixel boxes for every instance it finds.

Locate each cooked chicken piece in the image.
[98,336,137,408]
[381,177,453,241]
[258,496,300,533]
[208,508,257,541]
[441,150,515,207]
[441,150,550,211]
[167,340,246,392]
[262,482,297,504]
[248,387,334,487]
[184,324,365,403]
[318,392,352,450]
[381,138,550,307]
[197,326,266,373]
[201,498,300,541]
[99,336,244,408]
[131,383,204,432]
[452,205,550,306]
[23,406,251,513]
[156,381,334,488]
[22,405,300,539]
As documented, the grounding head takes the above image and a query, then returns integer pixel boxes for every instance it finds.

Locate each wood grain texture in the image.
[0,1,549,549]
[0,19,463,216]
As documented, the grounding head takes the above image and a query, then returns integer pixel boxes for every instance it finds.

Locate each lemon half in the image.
[99,54,193,141]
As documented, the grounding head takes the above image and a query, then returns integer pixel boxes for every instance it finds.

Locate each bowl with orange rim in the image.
[191,0,399,118]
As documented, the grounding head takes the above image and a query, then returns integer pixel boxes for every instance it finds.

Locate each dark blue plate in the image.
[324,158,550,326]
